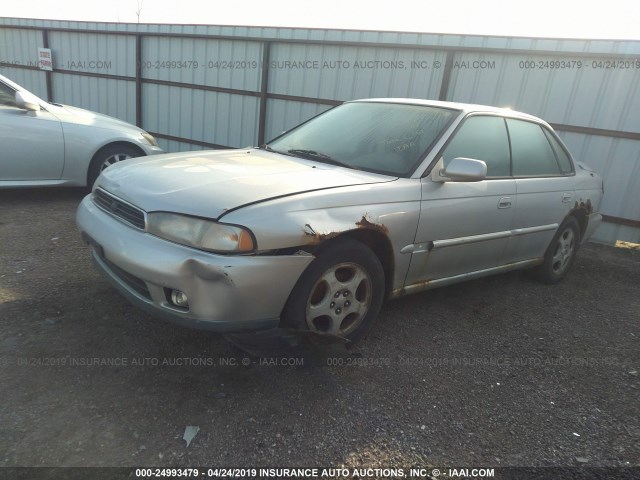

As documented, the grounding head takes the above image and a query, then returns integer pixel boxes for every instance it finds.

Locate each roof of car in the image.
[350,98,546,124]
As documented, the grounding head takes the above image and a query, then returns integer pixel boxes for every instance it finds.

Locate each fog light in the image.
[171,289,189,307]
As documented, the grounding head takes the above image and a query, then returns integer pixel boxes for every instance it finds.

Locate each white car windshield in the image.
[267,102,458,177]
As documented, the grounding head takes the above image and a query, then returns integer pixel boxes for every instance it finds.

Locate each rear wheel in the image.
[88,144,142,188]
[281,238,385,343]
[536,216,581,284]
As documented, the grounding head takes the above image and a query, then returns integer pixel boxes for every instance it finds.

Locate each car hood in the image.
[47,103,144,132]
[96,149,396,219]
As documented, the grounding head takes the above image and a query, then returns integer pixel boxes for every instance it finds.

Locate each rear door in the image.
[502,119,575,263]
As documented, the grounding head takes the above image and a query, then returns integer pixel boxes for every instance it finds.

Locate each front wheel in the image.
[87,144,142,188]
[281,238,385,344]
[536,216,581,284]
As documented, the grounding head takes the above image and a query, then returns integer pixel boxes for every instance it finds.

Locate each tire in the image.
[281,238,385,344]
[536,216,581,284]
[88,144,142,188]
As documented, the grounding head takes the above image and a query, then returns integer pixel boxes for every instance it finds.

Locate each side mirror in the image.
[15,91,41,112]
[442,157,487,182]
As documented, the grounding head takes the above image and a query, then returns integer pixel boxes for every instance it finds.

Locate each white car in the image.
[0,74,163,188]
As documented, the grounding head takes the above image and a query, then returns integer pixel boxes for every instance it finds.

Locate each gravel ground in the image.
[0,188,639,472]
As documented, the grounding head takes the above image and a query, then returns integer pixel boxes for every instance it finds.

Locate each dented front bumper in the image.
[76,196,314,332]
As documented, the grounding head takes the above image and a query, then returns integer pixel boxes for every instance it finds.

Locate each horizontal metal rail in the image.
[2,22,639,231]
[2,23,639,58]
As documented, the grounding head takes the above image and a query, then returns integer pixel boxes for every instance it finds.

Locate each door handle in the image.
[562,192,573,203]
[498,196,512,209]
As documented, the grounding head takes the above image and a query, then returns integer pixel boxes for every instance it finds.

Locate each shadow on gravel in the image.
[224,328,357,366]
[0,186,87,205]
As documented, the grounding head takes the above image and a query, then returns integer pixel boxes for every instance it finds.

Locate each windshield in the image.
[267,102,458,177]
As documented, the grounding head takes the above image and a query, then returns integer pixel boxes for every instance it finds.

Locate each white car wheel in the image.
[88,144,142,188]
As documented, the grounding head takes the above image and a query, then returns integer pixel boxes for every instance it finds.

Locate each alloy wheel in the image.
[551,228,575,275]
[305,262,372,336]
[100,153,132,171]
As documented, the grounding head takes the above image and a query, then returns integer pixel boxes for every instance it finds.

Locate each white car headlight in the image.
[140,132,158,147]
[147,212,255,253]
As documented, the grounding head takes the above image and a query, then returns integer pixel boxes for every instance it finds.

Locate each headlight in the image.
[141,132,158,147]
[147,212,255,253]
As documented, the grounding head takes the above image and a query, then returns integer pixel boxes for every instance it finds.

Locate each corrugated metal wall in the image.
[1,18,639,243]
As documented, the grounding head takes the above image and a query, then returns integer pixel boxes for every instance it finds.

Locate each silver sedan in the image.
[0,74,163,188]
[76,99,603,343]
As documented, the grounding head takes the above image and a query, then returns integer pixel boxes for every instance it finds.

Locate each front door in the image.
[0,81,64,181]
[405,115,516,287]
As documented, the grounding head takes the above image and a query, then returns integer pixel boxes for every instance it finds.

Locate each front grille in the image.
[93,189,146,230]
[103,258,151,300]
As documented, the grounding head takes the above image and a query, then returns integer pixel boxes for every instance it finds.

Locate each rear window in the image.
[543,129,574,174]
[507,119,562,176]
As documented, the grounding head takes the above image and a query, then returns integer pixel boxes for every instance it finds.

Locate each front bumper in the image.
[76,195,314,332]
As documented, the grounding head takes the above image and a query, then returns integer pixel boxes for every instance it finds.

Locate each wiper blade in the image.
[287,149,355,169]
[288,149,333,160]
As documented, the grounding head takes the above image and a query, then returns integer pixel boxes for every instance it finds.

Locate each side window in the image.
[543,129,574,174]
[0,82,17,106]
[507,119,561,176]
[442,115,510,177]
